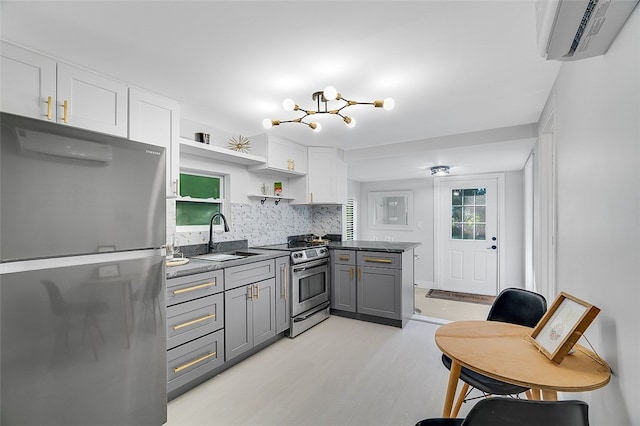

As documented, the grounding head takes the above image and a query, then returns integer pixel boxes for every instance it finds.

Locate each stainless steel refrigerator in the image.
[0,112,167,425]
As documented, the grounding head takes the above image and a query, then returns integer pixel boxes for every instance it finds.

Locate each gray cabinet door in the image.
[224,285,253,362]
[332,263,356,312]
[357,265,402,320]
[253,278,277,346]
[275,256,290,334]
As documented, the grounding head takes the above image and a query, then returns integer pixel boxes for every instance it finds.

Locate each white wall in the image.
[541,7,639,425]
[358,172,524,290]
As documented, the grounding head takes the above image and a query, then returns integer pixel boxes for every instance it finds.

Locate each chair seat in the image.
[415,418,464,426]
[441,354,529,395]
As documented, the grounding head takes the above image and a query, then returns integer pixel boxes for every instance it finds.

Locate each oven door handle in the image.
[292,259,329,272]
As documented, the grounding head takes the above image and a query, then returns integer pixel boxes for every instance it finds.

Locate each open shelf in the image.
[179,138,266,166]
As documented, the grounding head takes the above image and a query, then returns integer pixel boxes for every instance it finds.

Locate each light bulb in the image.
[344,116,356,128]
[310,122,321,132]
[323,85,338,101]
[383,97,395,111]
[282,98,295,112]
[263,118,273,129]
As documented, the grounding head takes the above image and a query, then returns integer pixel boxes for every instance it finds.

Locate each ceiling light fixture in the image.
[263,85,394,132]
[430,165,450,176]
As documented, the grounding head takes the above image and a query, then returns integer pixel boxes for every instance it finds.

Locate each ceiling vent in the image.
[536,0,639,61]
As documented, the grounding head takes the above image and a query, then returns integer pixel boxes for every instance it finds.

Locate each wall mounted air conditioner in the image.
[536,0,639,61]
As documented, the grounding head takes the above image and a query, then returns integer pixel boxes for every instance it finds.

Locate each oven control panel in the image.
[291,247,328,264]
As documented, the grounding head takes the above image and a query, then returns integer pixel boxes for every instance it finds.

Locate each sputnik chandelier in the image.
[263,85,394,132]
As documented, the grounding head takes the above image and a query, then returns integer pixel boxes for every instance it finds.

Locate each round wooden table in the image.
[435,320,611,417]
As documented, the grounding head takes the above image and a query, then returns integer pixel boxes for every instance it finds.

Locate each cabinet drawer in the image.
[332,249,355,265]
[167,270,223,306]
[224,260,275,291]
[357,252,402,269]
[167,293,223,350]
[168,329,224,393]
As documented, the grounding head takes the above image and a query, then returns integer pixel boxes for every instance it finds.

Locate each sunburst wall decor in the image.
[228,135,251,153]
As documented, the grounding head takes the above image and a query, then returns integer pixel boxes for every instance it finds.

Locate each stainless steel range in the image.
[256,235,333,337]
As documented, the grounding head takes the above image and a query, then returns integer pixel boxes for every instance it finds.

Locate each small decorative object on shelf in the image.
[195,132,210,144]
[228,134,251,153]
[274,182,282,196]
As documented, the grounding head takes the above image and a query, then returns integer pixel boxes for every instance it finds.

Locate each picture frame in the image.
[529,292,600,364]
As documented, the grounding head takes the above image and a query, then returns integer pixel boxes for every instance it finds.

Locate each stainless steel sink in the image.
[191,251,260,262]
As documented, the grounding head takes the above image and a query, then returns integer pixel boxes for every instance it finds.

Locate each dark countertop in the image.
[166,248,290,279]
[328,240,421,253]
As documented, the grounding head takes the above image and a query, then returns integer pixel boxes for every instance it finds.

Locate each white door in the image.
[437,177,499,296]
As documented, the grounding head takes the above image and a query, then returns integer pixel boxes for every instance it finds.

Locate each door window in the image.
[451,188,487,241]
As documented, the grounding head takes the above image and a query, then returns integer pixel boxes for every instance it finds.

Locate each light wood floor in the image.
[167,316,475,426]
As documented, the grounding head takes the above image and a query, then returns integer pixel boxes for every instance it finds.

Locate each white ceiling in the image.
[0,1,561,182]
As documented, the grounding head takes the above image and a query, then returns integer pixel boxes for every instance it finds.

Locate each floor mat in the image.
[426,289,495,306]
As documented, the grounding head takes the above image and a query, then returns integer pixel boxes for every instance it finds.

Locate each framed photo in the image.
[98,264,120,278]
[530,292,600,364]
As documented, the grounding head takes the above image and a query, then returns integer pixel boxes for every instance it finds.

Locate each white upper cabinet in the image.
[129,87,181,197]
[249,134,307,176]
[57,63,128,137]
[1,42,128,137]
[291,147,346,205]
[1,41,56,120]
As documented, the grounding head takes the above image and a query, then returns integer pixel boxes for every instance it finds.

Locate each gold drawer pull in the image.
[173,351,216,373]
[46,96,53,120]
[363,257,393,264]
[173,281,215,295]
[62,99,69,123]
[173,314,215,330]
[339,255,350,261]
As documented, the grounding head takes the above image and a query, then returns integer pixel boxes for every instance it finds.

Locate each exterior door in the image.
[437,176,499,296]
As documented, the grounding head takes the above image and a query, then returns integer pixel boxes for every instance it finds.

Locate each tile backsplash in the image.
[167,201,342,248]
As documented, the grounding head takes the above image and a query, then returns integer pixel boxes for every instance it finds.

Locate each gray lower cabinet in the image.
[166,270,225,394]
[331,250,356,312]
[357,264,402,319]
[331,249,412,326]
[275,256,290,334]
[225,261,277,362]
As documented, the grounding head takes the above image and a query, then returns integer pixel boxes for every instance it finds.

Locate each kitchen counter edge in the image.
[166,249,290,279]
[327,241,421,253]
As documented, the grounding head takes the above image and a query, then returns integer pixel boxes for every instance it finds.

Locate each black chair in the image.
[441,287,547,416]
[415,397,589,426]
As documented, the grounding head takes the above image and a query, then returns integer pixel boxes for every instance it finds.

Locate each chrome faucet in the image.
[209,212,230,252]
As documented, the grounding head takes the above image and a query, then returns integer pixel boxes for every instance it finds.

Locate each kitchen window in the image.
[176,172,225,231]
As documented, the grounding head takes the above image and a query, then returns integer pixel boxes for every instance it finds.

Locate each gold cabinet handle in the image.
[310,192,314,203]
[62,99,69,123]
[45,96,52,120]
[173,281,216,295]
[247,285,253,301]
[173,314,215,330]
[254,284,259,300]
[363,257,393,264]
[292,159,295,170]
[358,267,362,280]
[339,255,350,261]
[173,351,216,373]
[350,266,354,280]
[281,264,287,300]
